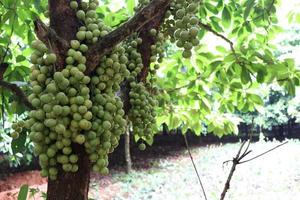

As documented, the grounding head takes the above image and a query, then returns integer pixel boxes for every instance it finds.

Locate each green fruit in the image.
[102,121,111,130]
[66,56,74,65]
[79,44,88,52]
[78,64,86,72]
[189,17,198,25]
[182,50,192,58]
[63,130,72,138]
[83,111,92,120]
[55,124,66,134]
[62,138,71,146]
[75,134,85,144]
[189,27,199,37]
[187,3,197,13]
[89,2,97,10]
[44,119,57,127]
[53,105,63,116]
[71,40,80,49]
[62,106,71,116]
[139,143,146,151]
[39,154,49,162]
[69,154,78,163]
[56,141,64,149]
[86,10,96,18]
[63,164,73,172]
[70,1,78,9]
[31,40,42,49]
[100,167,109,175]
[78,106,88,114]
[71,164,79,172]
[49,167,58,176]
[40,169,48,177]
[46,83,57,93]
[47,148,56,157]
[11,131,19,139]
[63,147,72,155]
[92,165,100,172]
[85,31,93,39]
[54,72,64,82]
[58,155,69,164]
[79,119,91,130]
[31,98,41,108]
[37,43,48,53]
[76,10,85,20]
[45,53,57,64]
[37,74,46,83]
[150,28,157,36]
[76,31,86,40]
[76,96,85,105]
[176,9,185,18]
[32,85,42,94]
[84,99,93,109]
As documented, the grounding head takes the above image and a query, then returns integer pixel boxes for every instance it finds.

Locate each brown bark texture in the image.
[44,1,91,200]
[46,144,91,200]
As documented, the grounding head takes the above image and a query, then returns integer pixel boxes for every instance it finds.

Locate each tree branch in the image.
[137,3,169,82]
[220,140,288,200]
[183,133,208,200]
[199,22,236,56]
[220,141,247,200]
[0,80,33,109]
[85,0,171,75]
[34,19,70,69]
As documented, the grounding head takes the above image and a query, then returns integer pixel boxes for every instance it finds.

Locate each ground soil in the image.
[0,139,299,200]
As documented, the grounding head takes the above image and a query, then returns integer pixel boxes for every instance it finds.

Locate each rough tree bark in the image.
[41,1,92,200]
[31,0,170,199]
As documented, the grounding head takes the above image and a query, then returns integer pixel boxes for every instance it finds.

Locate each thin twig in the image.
[220,140,246,200]
[198,22,236,57]
[0,80,33,109]
[166,74,202,93]
[239,141,288,164]
[220,139,288,200]
[183,133,208,200]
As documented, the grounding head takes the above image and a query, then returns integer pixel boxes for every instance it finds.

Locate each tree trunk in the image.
[125,130,132,173]
[47,145,90,200]
[38,1,92,199]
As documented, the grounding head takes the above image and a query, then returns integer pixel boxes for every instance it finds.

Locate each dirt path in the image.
[0,171,47,200]
[0,140,299,200]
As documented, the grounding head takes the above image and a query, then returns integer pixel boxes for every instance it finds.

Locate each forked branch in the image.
[220,140,288,200]
[0,80,33,109]
[85,0,171,74]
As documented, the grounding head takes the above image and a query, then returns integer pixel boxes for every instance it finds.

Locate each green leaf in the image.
[210,17,223,32]
[248,94,263,105]
[244,0,255,20]
[126,0,135,15]
[16,55,26,62]
[18,185,29,200]
[241,67,251,84]
[134,134,140,142]
[205,2,219,14]
[145,136,153,146]
[222,6,231,28]
[11,130,27,154]
[191,122,202,136]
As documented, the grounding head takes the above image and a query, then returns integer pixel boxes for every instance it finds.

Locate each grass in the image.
[89,139,300,200]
